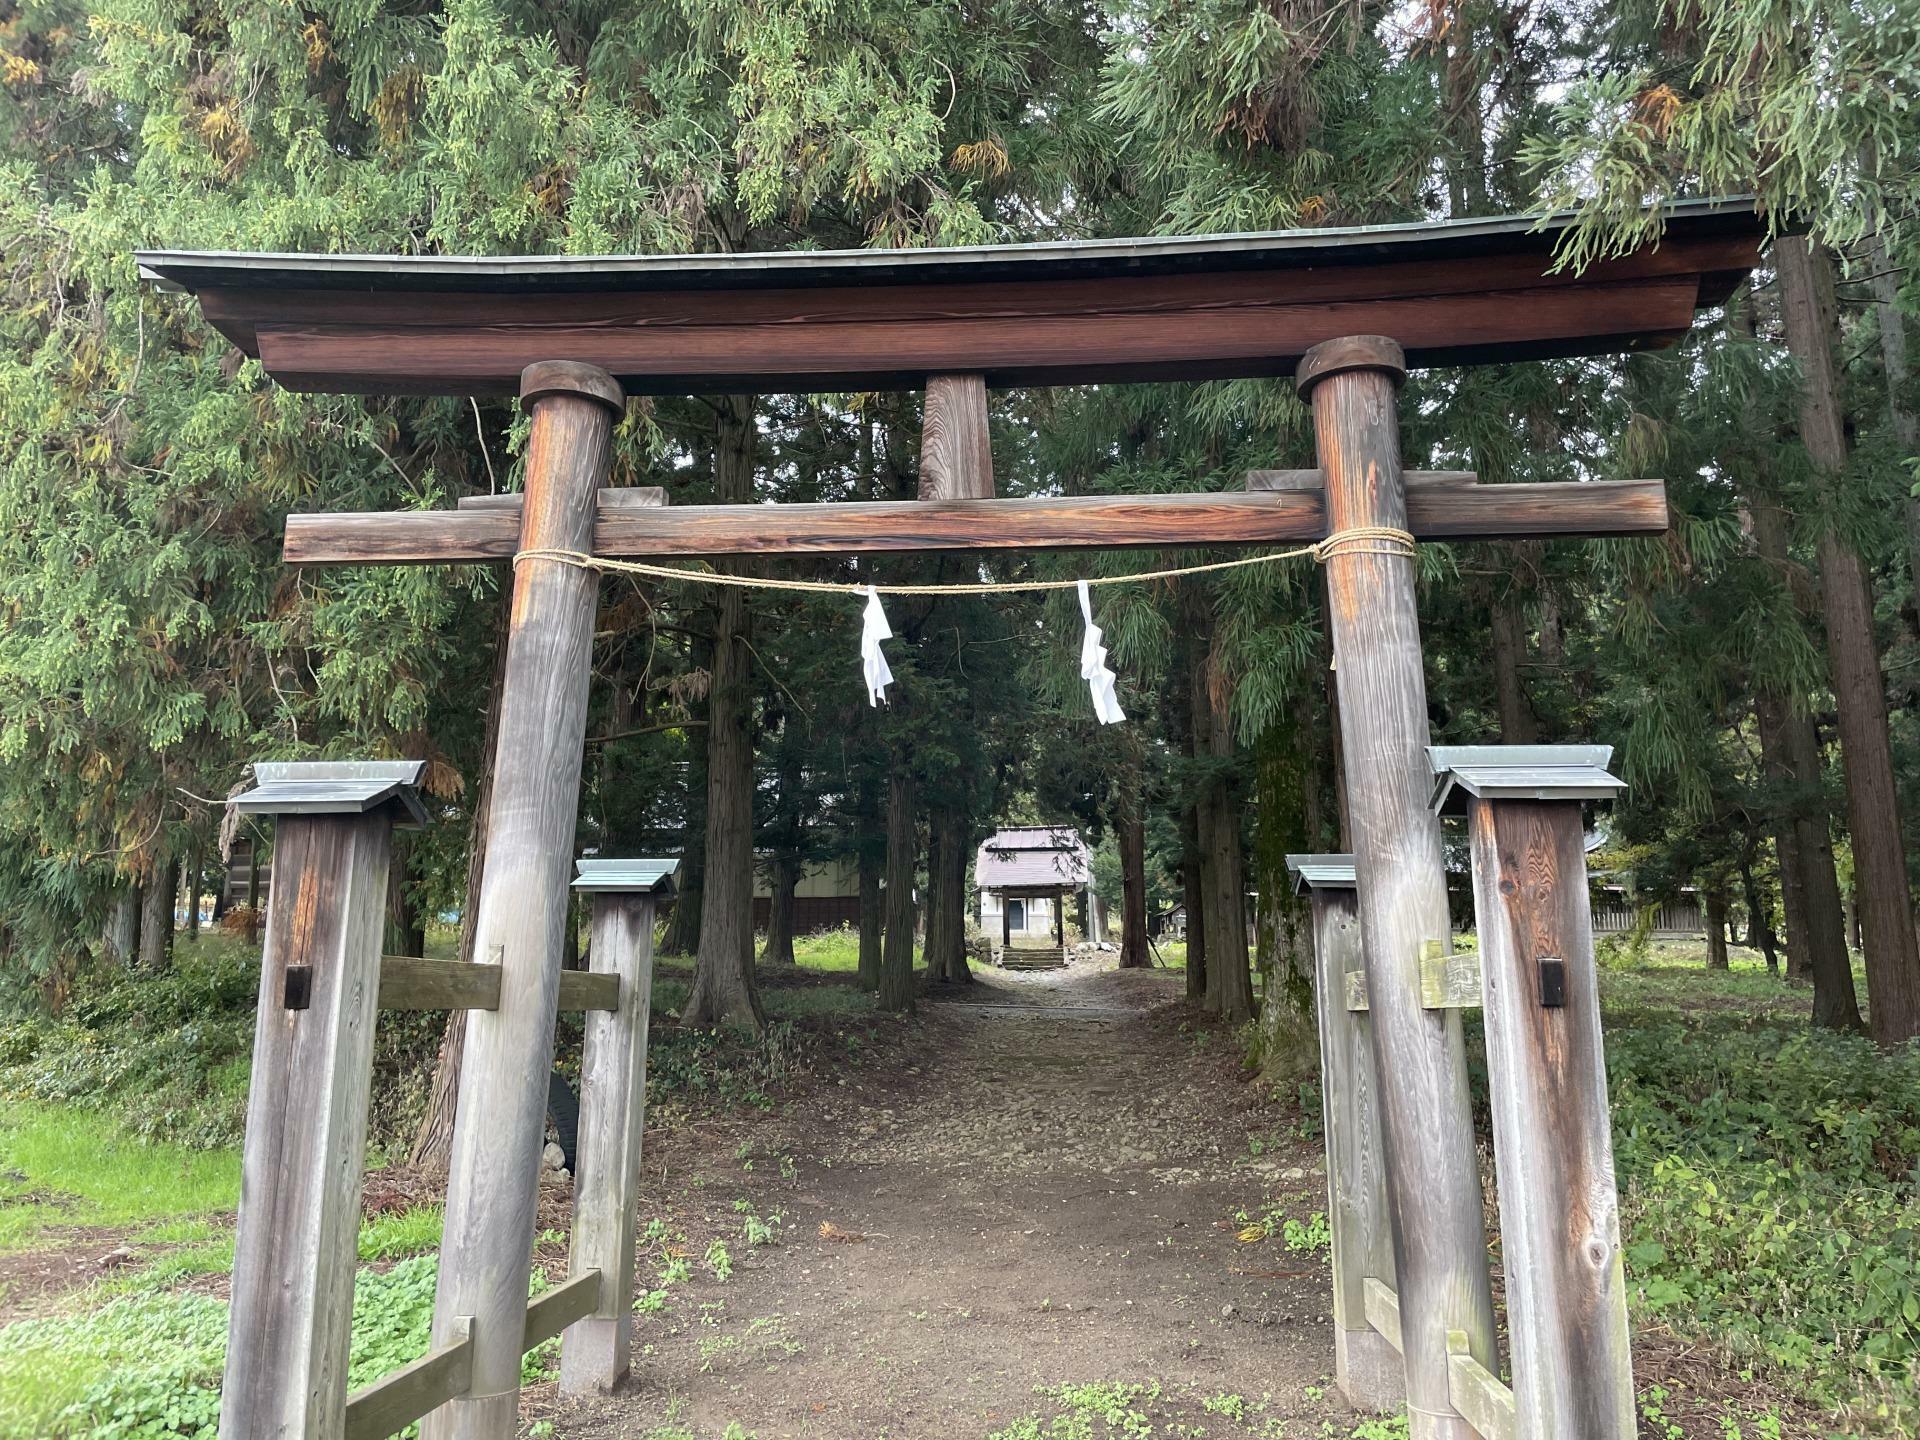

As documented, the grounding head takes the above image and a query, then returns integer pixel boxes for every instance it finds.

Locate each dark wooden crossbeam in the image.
[283,477,1667,566]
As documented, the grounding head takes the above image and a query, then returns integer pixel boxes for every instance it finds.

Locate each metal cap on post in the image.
[1285,852,1357,894]
[1427,744,1623,816]
[219,759,425,1440]
[559,857,676,1397]
[234,759,431,826]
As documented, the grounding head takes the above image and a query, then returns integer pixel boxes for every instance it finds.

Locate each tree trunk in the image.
[1739,852,1779,974]
[138,856,174,970]
[921,808,972,985]
[1704,884,1730,969]
[761,856,798,966]
[1861,204,1920,609]
[878,765,917,1012]
[1749,484,1861,1024]
[1116,798,1150,970]
[410,576,512,1169]
[184,846,200,941]
[682,395,766,1031]
[386,840,425,958]
[857,794,883,992]
[1779,235,1920,1047]
[1181,811,1206,1002]
[1489,594,1539,743]
[105,885,139,966]
[1192,631,1252,1022]
[1252,713,1318,1075]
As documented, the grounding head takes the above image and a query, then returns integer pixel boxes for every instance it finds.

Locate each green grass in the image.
[0,1102,239,1251]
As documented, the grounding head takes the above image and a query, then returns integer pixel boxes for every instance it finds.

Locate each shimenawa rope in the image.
[511,525,1415,596]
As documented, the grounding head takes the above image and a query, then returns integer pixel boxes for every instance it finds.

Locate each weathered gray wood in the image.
[556,969,621,1012]
[560,892,658,1395]
[523,1269,603,1352]
[379,956,503,1011]
[1446,1330,1519,1440]
[1468,797,1635,1439]
[374,959,614,1012]
[343,1317,474,1440]
[1343,949,1481,1012]
[1363,1277,1403,1354]
[219,811,394,1440]
[1300,334,1496,1440]
[1419,941,1483,1009]
[1307,885,1403,1412]
[457,486,666,512]
[424,362,622,1440]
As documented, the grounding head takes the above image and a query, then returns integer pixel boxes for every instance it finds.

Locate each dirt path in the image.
[543,958,1353,1440]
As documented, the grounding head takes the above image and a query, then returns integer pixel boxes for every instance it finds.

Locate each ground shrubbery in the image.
[1603,1008,1919,1426]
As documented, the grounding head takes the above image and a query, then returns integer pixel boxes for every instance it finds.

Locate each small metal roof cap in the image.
[232,759,430,826]
[1285,853,1357,893]
[1428,745,1625,816]
[573,858,678,895]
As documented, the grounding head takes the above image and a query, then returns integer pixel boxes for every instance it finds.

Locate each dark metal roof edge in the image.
[136,197,1761,296]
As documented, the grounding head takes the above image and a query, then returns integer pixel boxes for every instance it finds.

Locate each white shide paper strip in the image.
[1077,580,1125,725]
[861,586,895,706]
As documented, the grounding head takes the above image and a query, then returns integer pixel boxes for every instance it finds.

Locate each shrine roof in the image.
[135,197,1765,396]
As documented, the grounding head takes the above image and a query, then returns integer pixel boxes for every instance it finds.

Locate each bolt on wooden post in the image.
[1434,746,1637,1440]
[1286,854,1402,1414]
[218,761,429,1440]
[1297,335,1498,1439]
[559,858,675,1394]
[424,362,624,1440]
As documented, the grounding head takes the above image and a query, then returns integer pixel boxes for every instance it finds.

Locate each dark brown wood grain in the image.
[283,480,1668,566]
[1468,797,1635,1438]
[220,811,393,1440]
[249,276,1704,394]
[1303,337,1498,1431]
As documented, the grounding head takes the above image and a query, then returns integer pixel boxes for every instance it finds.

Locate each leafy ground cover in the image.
[0,940,1910,1437]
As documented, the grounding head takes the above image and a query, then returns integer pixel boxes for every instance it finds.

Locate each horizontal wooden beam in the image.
[1364,1278,1403,1354]
[285,480,1668,566]
[377,957,619,1012]
[343,1315,472,1440]
[379,956,501,1010]
[524,1270,603,1351]
[557,970,621,1012]
[1446,1331,1518,1440]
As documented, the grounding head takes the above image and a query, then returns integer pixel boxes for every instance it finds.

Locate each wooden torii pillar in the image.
[1298,335,1498,1439]
[424,361,623,1440]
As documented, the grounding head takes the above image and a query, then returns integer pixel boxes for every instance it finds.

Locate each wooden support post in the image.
[1466,797,1634,1438]
[1299,335,1497,1439]
[559,870,664,1394]
[219,762,424,1440]
[1290,856,1402,1412]
[425,362,623,1440]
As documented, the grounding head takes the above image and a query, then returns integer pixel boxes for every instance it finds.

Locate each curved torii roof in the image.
[135,198,1765,397]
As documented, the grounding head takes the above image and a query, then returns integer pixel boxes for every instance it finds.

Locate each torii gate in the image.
[140,197,1764,1440]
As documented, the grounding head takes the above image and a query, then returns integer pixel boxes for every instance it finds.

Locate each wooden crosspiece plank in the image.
[283,479,1668,566]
